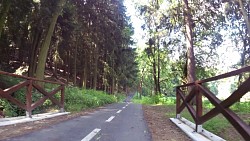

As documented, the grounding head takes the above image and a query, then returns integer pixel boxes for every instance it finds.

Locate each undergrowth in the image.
[0,75,125,116]
[134,92,249,139]
[132,92,175,105]
[65,87,124,112]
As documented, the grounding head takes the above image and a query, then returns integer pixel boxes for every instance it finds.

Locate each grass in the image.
[133,94,249,140]
[132,92,176,105]
[64,87,125,112]
[0,74,125,116]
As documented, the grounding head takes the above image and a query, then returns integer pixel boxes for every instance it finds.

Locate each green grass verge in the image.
[135,94,249,138]
[0,74,125,116]
[132,92,175,105]
[65,87,125,112]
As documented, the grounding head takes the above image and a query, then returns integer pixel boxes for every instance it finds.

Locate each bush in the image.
[114,93,126,102]
[230,101,250,113]
[132,93,176,105]
[64,87,117,112]
[0,74,118,116]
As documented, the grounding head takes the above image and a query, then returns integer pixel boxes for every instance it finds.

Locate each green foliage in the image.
[163,98,250,136]
[64,87,117,112]
[167,107,230,135]
[203,116,230,135]
[132,93,176,105]
[203,100,215,109]
[0,75,119,116]
[114,93,126,102]
[0,75,26,117]
[230,101,250,113]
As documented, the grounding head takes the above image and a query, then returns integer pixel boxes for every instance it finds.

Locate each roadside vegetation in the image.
[65,87,125,112]
[0,0,136,117]
[0,75,125,117]
[133,93,249,141]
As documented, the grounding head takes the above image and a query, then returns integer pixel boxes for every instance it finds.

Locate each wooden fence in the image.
[176,66,250,140]
[0,71,65,118]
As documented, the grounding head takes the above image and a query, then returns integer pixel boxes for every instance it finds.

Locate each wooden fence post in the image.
[176,87,181,119]
[26,80,33,118]
[195,84,202,132]
[60,85,65,112]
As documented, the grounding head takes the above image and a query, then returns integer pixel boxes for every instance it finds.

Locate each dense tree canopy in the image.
[0,0,249,96]
[134,0,249,96]
[0,0,137,93]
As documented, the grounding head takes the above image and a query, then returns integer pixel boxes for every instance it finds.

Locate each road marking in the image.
[81,128,101,141]
[116,110,122,113]
[122,106,126,109]
[126,104,128,107]
[105,116,115,122]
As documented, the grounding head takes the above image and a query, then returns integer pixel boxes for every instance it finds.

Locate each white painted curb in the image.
[0,112,70,126]
[170,118,226,141]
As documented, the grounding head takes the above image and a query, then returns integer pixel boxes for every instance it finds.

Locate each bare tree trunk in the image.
[73,42,78,86]
[81,51,88,89]
[28,29,42,77]
[149,41,158,95]
[0,0,11,38]
[157,37,161,94]
[67,51,70,84]
[93,44,99,90]
[239,0,250,37]
[35,0,65,84]
[183,0,196,105]
[183,0,196,84]
[238,26,248,85]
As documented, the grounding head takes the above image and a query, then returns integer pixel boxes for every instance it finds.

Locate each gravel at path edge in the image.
[143,105,192,141]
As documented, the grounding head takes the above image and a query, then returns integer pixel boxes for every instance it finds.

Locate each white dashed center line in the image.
[81,128,101,141]
[122,106,126,109]
[105,116,115,122]
[116,110,122,113]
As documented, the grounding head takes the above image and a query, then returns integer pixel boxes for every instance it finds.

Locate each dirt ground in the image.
[143,105,192,141]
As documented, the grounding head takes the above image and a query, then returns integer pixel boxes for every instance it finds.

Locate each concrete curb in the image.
[170,118,226,141]
[0,112,70,127]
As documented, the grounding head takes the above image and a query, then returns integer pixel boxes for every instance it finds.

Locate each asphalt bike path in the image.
[3,99,151,141]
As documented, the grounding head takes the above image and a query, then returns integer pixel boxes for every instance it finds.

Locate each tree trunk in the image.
[183,0,196,84]
[28,28,42,77]
[66,51,70,83]
[73,42,78,86]
[183,0,196,105]
[238,40,246,85]
[149,42,158,95]
[92,44,99,90]
[81,51,88,89]
[35,0,65,84]
[111,57,115,94]
[0,0,11,38]
[238,0,250,37]
[238,26,247,85]
[157,36,161,94]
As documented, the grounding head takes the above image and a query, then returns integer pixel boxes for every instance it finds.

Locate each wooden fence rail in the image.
[176,66,250,140]
[0,71,65,118]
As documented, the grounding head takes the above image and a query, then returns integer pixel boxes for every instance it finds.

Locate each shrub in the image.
[132,94,176,105]
[64,87,117,112]
[0,74,117,116]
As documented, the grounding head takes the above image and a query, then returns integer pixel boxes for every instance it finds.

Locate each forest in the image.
[0,0,138,94]
[0,0,250,115]
[134,0,250,97]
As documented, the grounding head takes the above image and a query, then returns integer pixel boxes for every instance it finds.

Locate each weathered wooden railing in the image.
[176,66,250,140]
[0,71,65,118]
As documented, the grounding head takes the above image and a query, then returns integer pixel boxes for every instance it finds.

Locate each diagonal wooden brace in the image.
[32,84,63,110]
